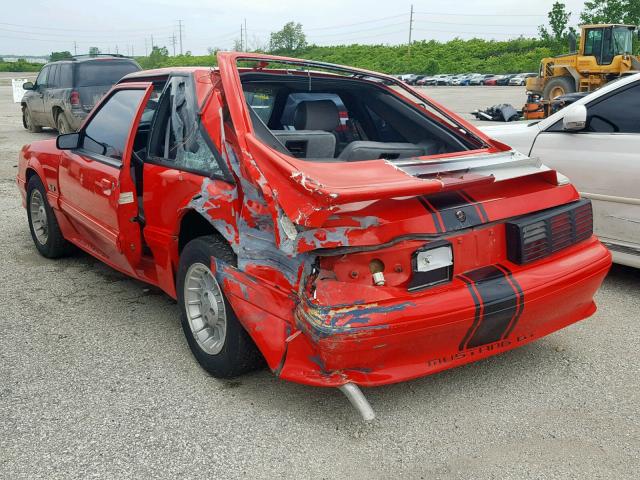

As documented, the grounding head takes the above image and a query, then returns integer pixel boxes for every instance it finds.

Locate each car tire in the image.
[26,175,73,258]
[177,235,264,378]
[23,107,42,133]
[56,112,72,134]
[543,76,575,100]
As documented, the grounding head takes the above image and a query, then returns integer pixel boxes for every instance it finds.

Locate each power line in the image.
[0,26,170,42]
[0,21,176,33]
[414,11,544,17]
[413,27,537,36]
[414,19,538,27]
[306,21,408,38]
[304,13,408,31]
[309,29,408,44]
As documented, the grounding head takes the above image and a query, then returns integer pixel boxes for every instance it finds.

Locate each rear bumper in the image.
[283,237,610,387]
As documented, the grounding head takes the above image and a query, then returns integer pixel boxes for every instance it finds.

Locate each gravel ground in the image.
[0,83,638,479]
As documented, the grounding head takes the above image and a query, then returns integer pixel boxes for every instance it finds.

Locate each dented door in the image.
[57,83,153,274]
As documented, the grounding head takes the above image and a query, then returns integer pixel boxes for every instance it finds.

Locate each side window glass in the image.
[35,66,49,88]
[244,87,276,124]
[586,84,640,134]
[584,29,602,57]
[81,89,146,162]
[49,65,59,88]
[59,65,73,88]
[150,77,225,177]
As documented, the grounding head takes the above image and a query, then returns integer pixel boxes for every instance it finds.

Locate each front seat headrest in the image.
[293,100,340,131]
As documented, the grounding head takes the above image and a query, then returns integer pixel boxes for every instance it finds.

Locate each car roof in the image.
[47,55,138,65]
[121,66,210,81]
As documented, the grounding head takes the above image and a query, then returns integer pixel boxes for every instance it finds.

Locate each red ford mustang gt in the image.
[16,52,611,420]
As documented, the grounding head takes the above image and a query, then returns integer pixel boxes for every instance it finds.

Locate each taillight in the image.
[506,199,593,264]
[70,90,80,106]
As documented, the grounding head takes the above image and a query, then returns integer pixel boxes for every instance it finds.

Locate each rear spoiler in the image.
[246,134,553,228]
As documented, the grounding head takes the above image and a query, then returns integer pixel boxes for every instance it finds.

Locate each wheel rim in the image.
[550,85,565,98]
[184,262,227,355]
[29,189,49,245]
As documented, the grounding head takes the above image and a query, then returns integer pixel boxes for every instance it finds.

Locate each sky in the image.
[1,0,588,57]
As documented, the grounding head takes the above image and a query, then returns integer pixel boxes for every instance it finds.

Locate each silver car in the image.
[481,73,640,268]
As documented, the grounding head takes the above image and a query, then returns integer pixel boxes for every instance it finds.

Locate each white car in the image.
[481,73,640,268]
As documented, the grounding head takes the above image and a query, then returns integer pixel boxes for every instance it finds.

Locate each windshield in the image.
[77,61,140,87]
[612,27,633,54]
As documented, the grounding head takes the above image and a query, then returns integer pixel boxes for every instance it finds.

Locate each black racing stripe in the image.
[425,191,483,232]
[497,264,525,339]
[458,274,482,351]
[417,196,444,233]
[459,190,490,223]
[459,265,519,349]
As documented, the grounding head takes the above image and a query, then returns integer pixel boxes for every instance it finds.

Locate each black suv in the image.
[21,55,141,133]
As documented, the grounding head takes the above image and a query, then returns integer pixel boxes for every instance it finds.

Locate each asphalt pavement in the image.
[0,82,638,479]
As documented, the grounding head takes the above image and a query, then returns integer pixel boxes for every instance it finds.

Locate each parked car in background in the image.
[496,74,518,86]
[17,52,610,420]
[21,54,141,134]
[428,74,448,85]
[509,73,537,86]
[457,74,474,86]
[470,74,493,85]
[436,74,452,85]
[415,76,434,86]
[482,73,640,268]
[483,75,502,86]
[409,75,428,85]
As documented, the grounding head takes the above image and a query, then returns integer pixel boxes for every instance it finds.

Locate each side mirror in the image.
[562,104,587,131]
[22,81,34,90]
[56,132,81,150]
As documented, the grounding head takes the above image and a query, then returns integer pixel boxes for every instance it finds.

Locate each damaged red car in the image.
[17,53,611,420]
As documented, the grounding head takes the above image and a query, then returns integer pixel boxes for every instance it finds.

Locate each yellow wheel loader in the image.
[527,24,640,100]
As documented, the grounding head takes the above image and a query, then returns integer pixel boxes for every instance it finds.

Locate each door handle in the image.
[99,178,114,194]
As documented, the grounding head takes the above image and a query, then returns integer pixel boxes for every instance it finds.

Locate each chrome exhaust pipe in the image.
[339,383,375,422]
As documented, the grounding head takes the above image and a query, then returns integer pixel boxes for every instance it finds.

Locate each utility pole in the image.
[151,35,154,53]
[171,33,177,56]
[408,4,414,57]
[144,38,148,56]
[131,45,134,57]
[73,41,77,55]
[178,19,183,55]
[244,18,248,51]
[240,23,244,51]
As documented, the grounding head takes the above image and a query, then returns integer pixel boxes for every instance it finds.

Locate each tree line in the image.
[4,0,640,74]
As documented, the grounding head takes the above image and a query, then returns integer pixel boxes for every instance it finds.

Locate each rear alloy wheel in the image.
[543,76,575,100]
[56,113,72,134]
[177,236,263,378]
[183,263,228,356]
[23,107,42,133]
[26,176,73,258]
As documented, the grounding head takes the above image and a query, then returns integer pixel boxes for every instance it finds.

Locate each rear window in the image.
[76,61,140,87]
